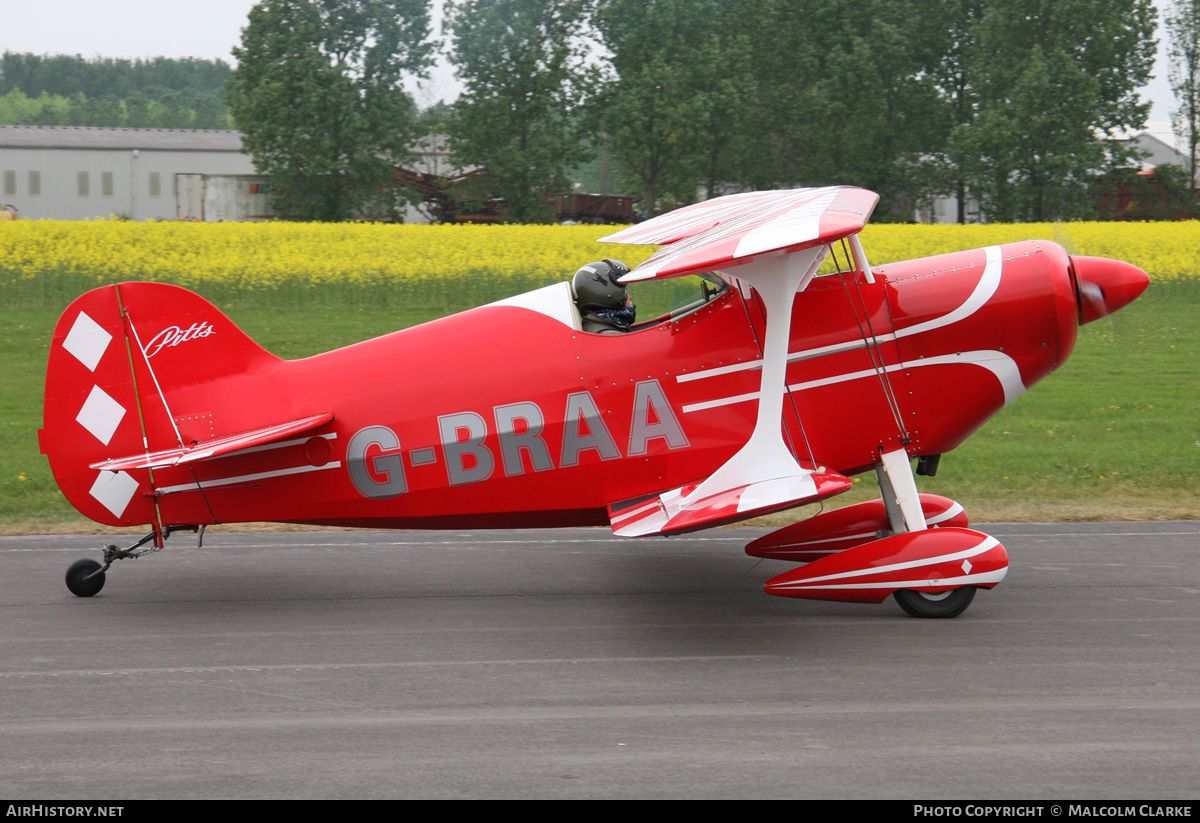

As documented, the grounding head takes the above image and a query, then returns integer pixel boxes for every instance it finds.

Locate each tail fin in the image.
[41,282,283,527]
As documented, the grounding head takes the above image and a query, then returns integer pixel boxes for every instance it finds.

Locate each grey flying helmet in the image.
[572,259,631,310]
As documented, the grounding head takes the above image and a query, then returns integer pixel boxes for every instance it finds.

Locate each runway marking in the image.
[2,612,1200,647]
[0,612,1197,645]
[0,654,777,680]
[2,697,1200,736]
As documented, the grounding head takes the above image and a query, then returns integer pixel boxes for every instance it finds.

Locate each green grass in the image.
[1,287,1196,532]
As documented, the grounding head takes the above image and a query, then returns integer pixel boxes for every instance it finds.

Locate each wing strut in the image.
[691,246,827,497]
[608,245,851,537]
[603,187,886,536]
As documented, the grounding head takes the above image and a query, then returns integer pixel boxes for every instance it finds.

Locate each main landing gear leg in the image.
[64,525,200,597]
[876,448,980,618]
[875,447,928,535]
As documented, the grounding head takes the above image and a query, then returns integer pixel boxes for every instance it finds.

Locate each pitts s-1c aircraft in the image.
[42,187,1149,617]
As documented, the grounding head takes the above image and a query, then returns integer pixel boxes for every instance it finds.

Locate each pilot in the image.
[573,259,636,335]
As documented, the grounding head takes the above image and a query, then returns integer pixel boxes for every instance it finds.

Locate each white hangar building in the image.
[0,125,257,221]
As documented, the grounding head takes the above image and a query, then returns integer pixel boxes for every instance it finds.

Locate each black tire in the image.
[65,558,105,597]
[894,586,975,618]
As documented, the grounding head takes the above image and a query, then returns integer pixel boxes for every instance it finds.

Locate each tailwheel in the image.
[894,586,976,619]
[65,558,106,597]
[61,525,202,598]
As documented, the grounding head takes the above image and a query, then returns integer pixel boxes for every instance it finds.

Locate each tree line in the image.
[1,2,1166,223]
[230,0,1161,223]
[0,53,233,129]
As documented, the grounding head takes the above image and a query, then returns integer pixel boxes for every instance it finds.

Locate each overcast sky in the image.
[0,0,1178,123]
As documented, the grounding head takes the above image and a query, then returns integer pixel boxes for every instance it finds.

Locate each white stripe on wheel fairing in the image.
[781,530,879,548]
[774,567,1008,592]
[782,535,1001,586]
[925,502,965,526]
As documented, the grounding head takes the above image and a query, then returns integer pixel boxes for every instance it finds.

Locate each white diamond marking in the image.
[89,471,139,518]
[76,385,126,446]
[62,312,113,372]
[961,559,973,575]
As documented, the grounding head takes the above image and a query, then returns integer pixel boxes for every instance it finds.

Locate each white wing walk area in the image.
[611,471,824,538]
[731,189,838,258]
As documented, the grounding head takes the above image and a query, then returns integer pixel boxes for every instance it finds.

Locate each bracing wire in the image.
[829,239,910,443]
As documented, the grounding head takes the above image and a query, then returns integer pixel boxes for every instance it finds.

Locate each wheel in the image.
[894,586,976,618]
[65,558,105,597]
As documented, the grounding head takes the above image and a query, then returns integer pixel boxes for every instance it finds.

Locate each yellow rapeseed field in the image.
[1,219,1196,307]
[0,221,659,306]
[863,222,1200,285]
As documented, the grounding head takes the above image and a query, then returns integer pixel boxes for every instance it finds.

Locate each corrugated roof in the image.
[0,125,244,152]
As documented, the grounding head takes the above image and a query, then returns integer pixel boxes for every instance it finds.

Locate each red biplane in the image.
[42,187,1149,617]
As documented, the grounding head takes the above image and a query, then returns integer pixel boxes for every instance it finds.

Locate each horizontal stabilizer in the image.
[608,467,852,538]
[89,412,334,471]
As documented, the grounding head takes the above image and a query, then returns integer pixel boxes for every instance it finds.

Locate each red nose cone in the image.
[1069,256,1150,325]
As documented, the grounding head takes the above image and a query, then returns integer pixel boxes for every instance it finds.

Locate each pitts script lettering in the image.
[144,322,215,357]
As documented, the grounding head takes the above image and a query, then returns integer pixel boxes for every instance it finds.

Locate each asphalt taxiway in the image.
[1,522,1197,799]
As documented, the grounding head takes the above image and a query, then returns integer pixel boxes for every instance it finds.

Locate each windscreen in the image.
[626,272,728,322]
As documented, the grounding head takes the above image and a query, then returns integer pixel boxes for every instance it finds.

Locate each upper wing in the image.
[600,186,879,282]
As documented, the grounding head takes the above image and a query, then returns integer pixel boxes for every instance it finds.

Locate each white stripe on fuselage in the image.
[681,350,1026,413]
[156,462,342,495]
[679,246,1024,411]
[677,245,1005,384]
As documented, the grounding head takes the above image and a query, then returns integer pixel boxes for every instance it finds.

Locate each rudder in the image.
[41,282,282,527]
